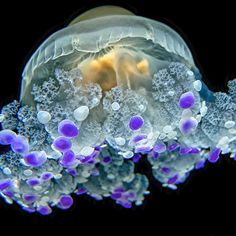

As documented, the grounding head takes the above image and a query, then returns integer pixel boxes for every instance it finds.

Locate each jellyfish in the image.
[0,6,235,215]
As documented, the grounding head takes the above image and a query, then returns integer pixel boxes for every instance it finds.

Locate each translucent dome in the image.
[21,10,194,105]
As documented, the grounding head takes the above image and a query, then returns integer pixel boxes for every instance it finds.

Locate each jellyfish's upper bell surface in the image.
[21,14,194,105]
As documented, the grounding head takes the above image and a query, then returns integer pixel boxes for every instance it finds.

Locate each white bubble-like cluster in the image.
[0,63,235,214]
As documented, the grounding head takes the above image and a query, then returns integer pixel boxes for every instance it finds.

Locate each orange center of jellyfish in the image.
[78,49,150,91]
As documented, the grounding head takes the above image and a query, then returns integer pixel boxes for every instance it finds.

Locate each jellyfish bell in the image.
[20,5,197,105]
[20,5,209,151]
[16,5,236,160]
[0,6,235,215]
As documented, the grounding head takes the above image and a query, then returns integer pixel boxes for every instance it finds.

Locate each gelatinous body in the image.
[0,6,235,214]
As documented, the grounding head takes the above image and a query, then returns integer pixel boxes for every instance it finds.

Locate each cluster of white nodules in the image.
[147,63,235,188]
[0,62,235,215]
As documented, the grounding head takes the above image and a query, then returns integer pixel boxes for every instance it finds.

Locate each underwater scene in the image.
[0,5,235,217]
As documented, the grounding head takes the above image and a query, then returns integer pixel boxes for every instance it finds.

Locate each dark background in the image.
[0,0,235,235]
